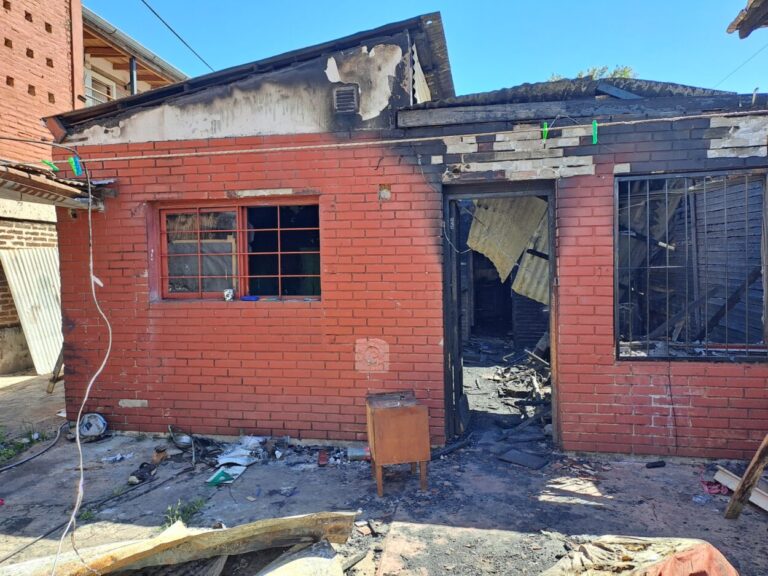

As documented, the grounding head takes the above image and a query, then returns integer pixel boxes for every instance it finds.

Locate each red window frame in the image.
[159,203,321,300]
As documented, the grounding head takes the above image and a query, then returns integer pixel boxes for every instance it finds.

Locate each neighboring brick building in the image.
[0,0,184,373]
[46,14,768,458]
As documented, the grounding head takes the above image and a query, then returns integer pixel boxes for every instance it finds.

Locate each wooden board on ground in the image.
[715,465,768,515]
[0,511,356,576]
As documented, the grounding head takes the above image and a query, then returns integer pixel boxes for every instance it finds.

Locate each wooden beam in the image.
[693,266,762,342]
[646,287,718,340]
[86,50,128,59]
[2,511,356,575]
[397,95,754,128]
[112,63,166,81]
[728,0,768,38]
[724,434,768,519]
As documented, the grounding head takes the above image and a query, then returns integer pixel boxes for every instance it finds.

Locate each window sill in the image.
[616,353,768,363]
[150,297,321,306]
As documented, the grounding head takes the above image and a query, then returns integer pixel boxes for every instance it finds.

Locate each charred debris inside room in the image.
[452,195,552,421]
[617,172,767,360]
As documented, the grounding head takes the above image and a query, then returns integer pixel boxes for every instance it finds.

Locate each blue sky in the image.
[85,1,767,95]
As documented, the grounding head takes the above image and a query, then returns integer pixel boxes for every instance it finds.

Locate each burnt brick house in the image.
[46,13,768,459]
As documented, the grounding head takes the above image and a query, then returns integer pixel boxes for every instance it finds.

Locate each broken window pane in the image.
[249,277,279,296]
[281,253,320,275]
[616,173,766,359]
[281,229,319,252]
[163,205,320,300]
[280,205,319,228]
[247,206,277,229]
[249,254,278,276]
[282,276,320,297]
[245,204,321,298]
[247,231,278,253]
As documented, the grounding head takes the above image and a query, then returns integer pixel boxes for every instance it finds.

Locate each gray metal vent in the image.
[333,85,359,114]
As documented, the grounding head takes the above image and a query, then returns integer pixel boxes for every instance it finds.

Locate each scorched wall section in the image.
[56,134,445,443]
[424,114,768,460]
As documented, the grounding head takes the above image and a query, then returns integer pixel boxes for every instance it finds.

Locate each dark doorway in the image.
[443,184,556,441]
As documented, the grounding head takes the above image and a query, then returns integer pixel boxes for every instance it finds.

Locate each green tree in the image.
[549,65,636,81]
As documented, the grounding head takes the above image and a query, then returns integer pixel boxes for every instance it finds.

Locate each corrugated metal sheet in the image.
[467,197,547,282]
[0,248,62,374]
[513,214,550,304]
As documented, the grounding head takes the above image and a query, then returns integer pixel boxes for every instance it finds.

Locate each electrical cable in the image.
[0,135,113,576]
[714,38,768,88]
[0,422,68,474]
[139,0,214,72]
[50,162,112,576]
[0,466,192,566]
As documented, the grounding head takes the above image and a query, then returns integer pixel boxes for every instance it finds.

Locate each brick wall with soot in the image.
[54,133,446,443]
[422,115,768,459]
[552,118,768,460]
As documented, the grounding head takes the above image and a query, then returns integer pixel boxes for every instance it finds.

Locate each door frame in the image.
[441,181,558,441]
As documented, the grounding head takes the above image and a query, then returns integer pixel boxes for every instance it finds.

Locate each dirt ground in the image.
[0,420,766,575]
[0,373,64,440]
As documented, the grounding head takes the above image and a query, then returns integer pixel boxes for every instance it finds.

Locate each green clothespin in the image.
[592,120,598,144]
[41,159,59,172]
[542,121,549,142]
[67,156,83,176]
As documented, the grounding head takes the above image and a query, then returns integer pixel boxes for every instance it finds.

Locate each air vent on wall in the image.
[333,85,359,114]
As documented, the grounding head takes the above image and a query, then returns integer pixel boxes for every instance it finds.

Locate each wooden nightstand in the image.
[365,390,430,497]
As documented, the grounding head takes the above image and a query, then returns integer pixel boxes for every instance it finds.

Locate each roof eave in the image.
[48,12,454,137]
[83,6,188,82]
[728,0,768,38]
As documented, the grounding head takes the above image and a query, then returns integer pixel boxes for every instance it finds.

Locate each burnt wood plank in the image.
[398,95,759,128]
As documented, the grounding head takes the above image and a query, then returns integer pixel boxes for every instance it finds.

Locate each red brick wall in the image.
[0,218,57,328]
[55,134,445,443]
[0,0,76,161]
[555,158,768,460]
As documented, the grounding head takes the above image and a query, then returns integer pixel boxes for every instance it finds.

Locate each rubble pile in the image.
[491,356,551,415]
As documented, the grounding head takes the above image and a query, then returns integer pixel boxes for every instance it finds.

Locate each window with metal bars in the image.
[615,172,767,360]
[160,204,320,300]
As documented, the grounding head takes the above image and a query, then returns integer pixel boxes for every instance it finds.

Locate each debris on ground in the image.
[100,452,133,464]
[127,462,157,485]
[715,464,768,515]
[1,511,356,575]
[207,465,247,486]
[77,413,108,440]
[539,534,738,576]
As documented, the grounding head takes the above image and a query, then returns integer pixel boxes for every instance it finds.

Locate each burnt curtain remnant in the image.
[616,173,767,359]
